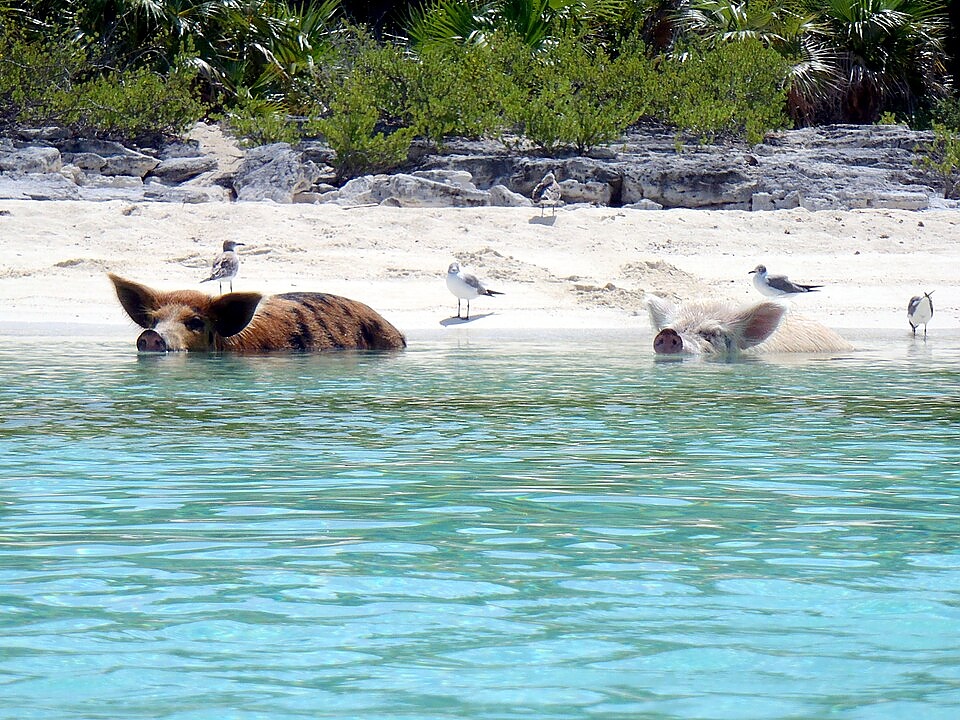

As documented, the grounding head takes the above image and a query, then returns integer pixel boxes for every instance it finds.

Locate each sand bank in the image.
[1,200,957,340]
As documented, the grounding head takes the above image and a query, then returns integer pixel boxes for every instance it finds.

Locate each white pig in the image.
[647,295,854,356]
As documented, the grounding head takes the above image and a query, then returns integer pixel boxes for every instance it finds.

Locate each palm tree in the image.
[406,0,628,49]
[3,0,342,101]
[674,0,949,124]
[813,0,949,122]
[675,0,837,125]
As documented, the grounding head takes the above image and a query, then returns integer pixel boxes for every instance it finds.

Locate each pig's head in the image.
[109,274,263,352]
[647,295,787,356]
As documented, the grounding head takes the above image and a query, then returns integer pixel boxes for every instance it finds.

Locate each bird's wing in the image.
[210,253,239,279]
[907,296,922,314]
[767,274,812,293]
[461,271,484,291]
[532,181,548,202]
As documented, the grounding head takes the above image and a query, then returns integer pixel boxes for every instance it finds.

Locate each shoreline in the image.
[1,199,957,337]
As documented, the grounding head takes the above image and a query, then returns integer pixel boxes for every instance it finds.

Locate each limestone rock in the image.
[488,184,532,207]
[621,156,758,209]
[559,178,612,205]
[232,143,321,203]
[0,172,81,200]
[149,155,219,184]
[58,139,159,177]
[333,173,490,207]
[0,143,62,174]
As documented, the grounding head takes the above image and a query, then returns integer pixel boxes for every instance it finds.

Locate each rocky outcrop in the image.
[0,130,229,202]
[0,123,951,210]
[415,125,946,211]
[232,142,321,202]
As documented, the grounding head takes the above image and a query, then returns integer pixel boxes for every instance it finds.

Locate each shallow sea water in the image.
[1,330,959,719]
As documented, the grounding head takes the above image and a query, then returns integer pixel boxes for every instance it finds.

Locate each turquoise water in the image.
[2,331,960,719]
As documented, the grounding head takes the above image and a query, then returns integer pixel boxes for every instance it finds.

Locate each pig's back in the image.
[228,292,406,351]
[753,313,854,354]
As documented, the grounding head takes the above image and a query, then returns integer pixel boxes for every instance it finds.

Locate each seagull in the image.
[532,171,562,216]
[907,291,934,337]
[749,264,822,298]
[201,240,244,293]
[446,262,503,320]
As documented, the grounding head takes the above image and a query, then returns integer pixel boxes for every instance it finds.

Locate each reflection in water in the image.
[1,333,960,719]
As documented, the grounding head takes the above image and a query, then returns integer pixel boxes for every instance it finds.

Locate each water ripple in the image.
[2,337,960,718]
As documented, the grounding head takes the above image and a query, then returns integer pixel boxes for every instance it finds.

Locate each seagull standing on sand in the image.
[749,264,822,298]
[446,262,503,320]
[532,171,562,216]
[907,291,934,337]
[201,240,244,293]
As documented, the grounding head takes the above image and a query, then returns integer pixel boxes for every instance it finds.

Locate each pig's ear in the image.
[108,273,159,328]
[208,292,263,337]
[735,302,787,348]
[646,295,676,331]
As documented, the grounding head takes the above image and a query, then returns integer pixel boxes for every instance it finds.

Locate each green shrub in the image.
[0,28,84,133]
[507,32,656,153]
[58,65,207,144]
[222,95,303,146]
[0,27,206,144]
[929,96,960,133]
[402,40,518,147]
[916,122,960,198]
[660,39,791,144]
[309,75,416,180]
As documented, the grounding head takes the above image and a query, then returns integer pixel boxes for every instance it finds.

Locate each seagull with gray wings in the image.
[749,264,822,298]
[201,240,244,293]
[907,291,934,337]
[446,262,503,320]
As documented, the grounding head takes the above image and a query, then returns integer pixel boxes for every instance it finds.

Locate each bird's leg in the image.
[466,300,470,320]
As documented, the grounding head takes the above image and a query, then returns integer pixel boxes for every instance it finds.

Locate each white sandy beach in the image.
[0,199,957,342]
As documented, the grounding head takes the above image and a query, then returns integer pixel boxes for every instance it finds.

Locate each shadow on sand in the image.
[528,215,557,226]
[440,313,495,327]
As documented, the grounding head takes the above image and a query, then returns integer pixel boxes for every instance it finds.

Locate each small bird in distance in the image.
[201,240,244,293]
[446,262,503,320]
[532,171,562,216]
[907,291,934,338]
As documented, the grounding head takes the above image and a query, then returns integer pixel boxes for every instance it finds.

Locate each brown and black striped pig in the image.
[109,274,406,353]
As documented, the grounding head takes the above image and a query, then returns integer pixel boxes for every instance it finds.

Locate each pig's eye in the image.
[184,317,206,333]
[699,328,726,346]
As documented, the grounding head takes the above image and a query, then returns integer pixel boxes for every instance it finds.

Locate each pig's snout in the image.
[654,328,683,354]
[137,329,168,352]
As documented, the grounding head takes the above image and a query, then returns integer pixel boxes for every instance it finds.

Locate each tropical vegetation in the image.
[0,0,955,178]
